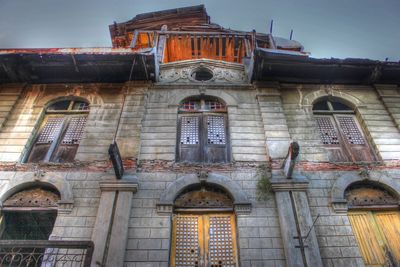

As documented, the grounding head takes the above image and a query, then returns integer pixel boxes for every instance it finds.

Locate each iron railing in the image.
[0,240,94,267]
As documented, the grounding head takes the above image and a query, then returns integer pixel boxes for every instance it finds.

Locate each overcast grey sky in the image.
[0,0,399,61]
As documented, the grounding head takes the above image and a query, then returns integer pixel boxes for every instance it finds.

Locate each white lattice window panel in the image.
[72,101,89,111]
[62,117,87,144]
[180,117,199,145]
[180,101,199,111]
[205,101,225,111]
[37,117,64,144]
[209,216,235,266]
[174,216,199,267]
[337,116,365,145]
[316,117,340,145]
[207,116,226,144]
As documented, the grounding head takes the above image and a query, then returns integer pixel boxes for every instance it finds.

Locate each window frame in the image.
[26,99,89,163]
[176,97,230,163]
[313,99,376,162]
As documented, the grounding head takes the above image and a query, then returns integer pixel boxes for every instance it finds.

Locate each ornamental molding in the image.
[3,188,60,208]
[159,59,248,84]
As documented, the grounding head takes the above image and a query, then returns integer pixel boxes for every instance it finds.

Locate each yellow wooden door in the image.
[171,213,238,267]
[348,210,400,267]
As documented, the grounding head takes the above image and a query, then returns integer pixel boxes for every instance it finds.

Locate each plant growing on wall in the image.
[256,163,272,201]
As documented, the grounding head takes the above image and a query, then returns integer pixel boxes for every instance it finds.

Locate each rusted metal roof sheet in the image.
[0,48,155,84]
[0,47,151,55]
[253,48,400,84]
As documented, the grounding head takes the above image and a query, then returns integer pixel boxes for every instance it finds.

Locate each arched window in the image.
[1,186,59,240]
[177,96,230,163]
[27,99,89,163]
[313,98,375,162]
[171,186,238,267]
[346,183,400,265]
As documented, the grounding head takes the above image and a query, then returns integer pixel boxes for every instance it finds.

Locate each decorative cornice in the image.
[159,59,248,84]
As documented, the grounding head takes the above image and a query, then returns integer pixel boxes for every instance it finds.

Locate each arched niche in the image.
[174,186,233,210]
[345,182,399,209]
[0,173,74,214]
[157,173,251,214]
[331,172,400,213]
[302,89,365,110]
[0,185,61,240]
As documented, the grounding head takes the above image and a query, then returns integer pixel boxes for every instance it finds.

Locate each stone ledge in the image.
[99,175,138,192]
[270,177,309,192]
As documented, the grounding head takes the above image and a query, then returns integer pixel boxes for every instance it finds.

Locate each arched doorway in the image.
[346,182,400,266]
[0,186,60,240]
[170,186,239,267]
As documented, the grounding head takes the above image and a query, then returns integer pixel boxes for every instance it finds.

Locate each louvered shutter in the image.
[51,116,87,163]
[336,115,375,161]
[315,115,349,162]
[178,115,202,162]
[27,116,65,163]
[204,115,228,163]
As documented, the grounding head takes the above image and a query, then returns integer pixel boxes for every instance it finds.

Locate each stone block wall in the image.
[139,85,268,162]
[279,84,400,161]
[125,171,285,267]
[0,80,399,267]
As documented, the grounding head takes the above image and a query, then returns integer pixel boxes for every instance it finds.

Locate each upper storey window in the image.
[27,99,89,163]
[177,97,229,163]
[313,98,376,162]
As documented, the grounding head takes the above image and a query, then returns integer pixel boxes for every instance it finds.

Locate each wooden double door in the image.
[171,213,238,267]
[348,211,400,266]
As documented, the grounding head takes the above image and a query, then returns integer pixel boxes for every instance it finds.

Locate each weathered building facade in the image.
[0,5,400,267]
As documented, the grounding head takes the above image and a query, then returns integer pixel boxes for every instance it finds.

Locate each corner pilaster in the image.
[271,173,323,267]
[91,175,138,267]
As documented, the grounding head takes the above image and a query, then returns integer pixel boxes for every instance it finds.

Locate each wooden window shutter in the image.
[336,115,375,162]
[51,116,87,163]
[27,116,65,163]
[204,115,228,163]
[315,115,348,162]
[178,115,202,162]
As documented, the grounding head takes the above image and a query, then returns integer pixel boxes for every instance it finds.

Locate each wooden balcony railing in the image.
[0,240,94,267]
[131,30,254,64]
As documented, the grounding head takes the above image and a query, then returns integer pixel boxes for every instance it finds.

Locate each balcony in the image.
[0,240,94,267]
[132,30,254,64]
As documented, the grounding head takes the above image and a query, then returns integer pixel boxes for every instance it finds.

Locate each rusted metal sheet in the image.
[0,47,149,55]
[0,51,155,83]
